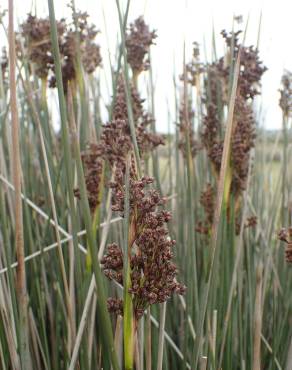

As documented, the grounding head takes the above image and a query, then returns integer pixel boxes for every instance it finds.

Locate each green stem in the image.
[123,159,135,370]
[282,113,288,225]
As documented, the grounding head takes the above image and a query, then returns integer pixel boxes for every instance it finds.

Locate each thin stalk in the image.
[217,155,253,369]
[70,0,89,148]
[8,0,32,367]
[146,308,152,370]
[199,357,207,370]
[285,337,292,370]
[157,302,167,370]
[182,46,199,318]
[113,315,123,369]
[68,276,95,370]
[282,113,288,225]
[123,158,135,370]
[211,309,217,366]
[252,263,263,370]
[149,54,162,194]
[139,317,144,370]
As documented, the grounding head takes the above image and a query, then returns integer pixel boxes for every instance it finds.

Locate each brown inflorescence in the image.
[112,76,165,157]
[125,16,157,77]
[74,143,104,214]
[201,102,223,175]
[107,297,123,316]
[20,11,102,92]
[278,228,292,263]
[74,76,164,216]
[201,29,266,194]
[82,79,184,320]
[196,183,215,235]
[235,215,257,235]
[101,174,186,320]
[73,76,184,319]
[20,14,64,80]
[181,42,205,87]
[219,30,267,100]
[0,46,8,83]
[82,42,102,74]
[178,100,200,159]
[279,71,292,117]
[245,216,257,228]
[192,29,266,235]
[230,96,256,197]
[178,43,203,159]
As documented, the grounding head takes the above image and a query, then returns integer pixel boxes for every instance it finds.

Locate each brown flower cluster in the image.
[0,47,8,83]
[230,96,256,196]
[112,77,165,156]
[95,115,185,319]
[102,173,186,319]
[20,14,63,79]
[75,76,164,217]
[195,29,266,234]
[202,30,266,187]
[125,16,157,76]
[278,228,292,263]
[178,100,200,158]
[201,101,222,175]
[210,30,267,101]
[181,42,205,87]
[74,143,104,214]
[279,70,292,117]
[196,183,215,235]
[235,216,257,235]
[20,11,102,91]
[76,80,184,319]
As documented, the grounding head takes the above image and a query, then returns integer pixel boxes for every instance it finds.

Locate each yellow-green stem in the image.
[123,159,135,370]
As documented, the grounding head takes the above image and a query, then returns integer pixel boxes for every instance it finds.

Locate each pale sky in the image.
[2,0,292,131]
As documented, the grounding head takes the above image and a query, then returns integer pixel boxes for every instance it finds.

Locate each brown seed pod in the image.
[278,228,292,263]
[125,16,157,77]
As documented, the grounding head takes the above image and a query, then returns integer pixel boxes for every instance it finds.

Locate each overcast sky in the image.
[2,0,292,131]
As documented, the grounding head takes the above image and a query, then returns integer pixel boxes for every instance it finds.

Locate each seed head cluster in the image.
[72,18,184,319]
[101,77,185,318]
[278,228,292,263]
[125,16,157,76]
[181,42,205,87]
[0,47,8,84]
[230,96,256,196]
[74,76,164,215]
[102,173,186,319]
[20,14,64,79]
[279,70,292,117]
[235,216,257,235]
[201,30,266,187]
[20,11,102,91]
[184,29,267,234]
[196,183,215,235]
[74,91,183,317]
[100,84,185,318]
[112,77,165,156]
[74,143,104,214]
[178,100,200,158]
